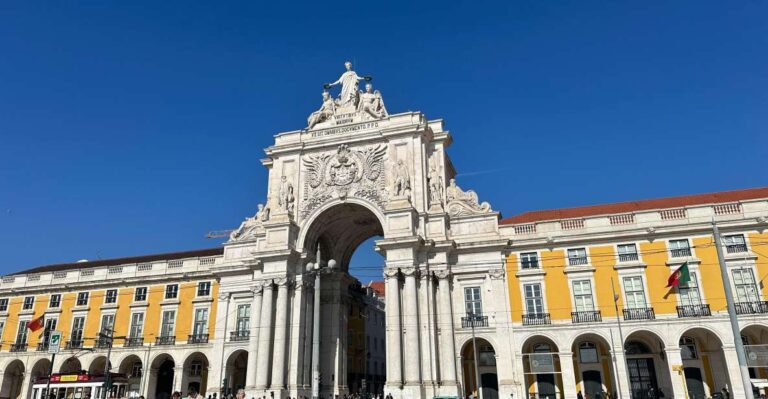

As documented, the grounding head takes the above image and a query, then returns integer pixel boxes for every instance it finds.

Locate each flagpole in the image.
[611,277,627,399]
[713,220,754,399]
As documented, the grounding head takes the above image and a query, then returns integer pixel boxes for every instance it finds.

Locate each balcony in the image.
[618,253,639,262]
[10,343,28,352]
[461,314,489,328]
[568,257,588,266]
[66,340,84,350]
[188,334,209,344]
[623,307,655,321]
[124,337,144,347]
[37,343,49,352]
[726,244,748,254]
[571,310,602,324]
[670,248,692,258]
[677,304,711,318]
[230,330,250,342]
[522,313,551,326]
[735,301,768,315]
[155,336,176,346]
[94,338,112,349]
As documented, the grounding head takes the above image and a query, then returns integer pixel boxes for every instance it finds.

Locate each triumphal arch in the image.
[213,62,516,399]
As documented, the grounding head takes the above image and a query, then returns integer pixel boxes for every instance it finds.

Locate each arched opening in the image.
[571,333,615,398]
[0,360,25,399]
[224,350,248,397]
[59,357,83,374]
[149,354,175,399]
[182,352,209,396]
[88,356,111,376]
[29,358,52,399]
[521,336,562,399]
[118,355,143,398]
[742,324,768,396]
[624,330,672,398]
[461,338,498,399]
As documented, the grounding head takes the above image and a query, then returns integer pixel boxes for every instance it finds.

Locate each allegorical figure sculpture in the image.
[428,165,444,205]
[392,160,411,199]
[324,61,371,108]
[278,176,295,215]
[445,178,491,215]
[307,91,336,129]
[358,83,388,119]
[229,203,268,241]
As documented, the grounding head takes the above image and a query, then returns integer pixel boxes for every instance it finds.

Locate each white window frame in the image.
[668,238,693,258]
[76,292,89,306]
[622,275,648,309]
[70,316,86,343]
[23,296,35,310]
[523,283,545,315]
[129,312,145,339]
[192,307,209,336]
[617,243,640,263]
[732,267,760,303]
[134,287,148,302]
[197,281,212,297]
[723,234,749,253]
[678,271,703,306]
[567,248,589,266]
[104,289,118,304]
[0,298,8,312]
[464,286,483,316]
[49,294,61,308]
[572,279,595,312]
[159,310,176,338]
[16,320,30,345]
[519,252,540,270]
[165,284,179,300]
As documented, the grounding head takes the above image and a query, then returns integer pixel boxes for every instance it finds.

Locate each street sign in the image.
[48,331,62,354]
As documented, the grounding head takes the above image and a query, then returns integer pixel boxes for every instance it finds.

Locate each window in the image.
[623,276,647,309]
[723,234,748,253]
[669,239,691,258]
[131,362,143,378]
[49,294,61,308]
[733,268,760,303]
[101,314,115,334]
[42,319,58,347]
[236,304,250,333]
[23,296,35,310]
[524,283,544,314]
[520,252,539,269]
[572,280,595,312]
[0,298,8,312]
[617,244,639,262]
[16,321,29,345]
[197,281,211,297]
[679,272,702,306]
[76,292,89,306]
[193,308,208,336]
[160,310,175,337]
[579,342,599,363]
[71,317,85,343]
[567,248,588,266]
[105,289,118,304]
[680,336,698,360]
[464,287,483,316]
[129,313,144,338]
[190,361,203,377]
[134,287,147,302]
[165,284,179,300]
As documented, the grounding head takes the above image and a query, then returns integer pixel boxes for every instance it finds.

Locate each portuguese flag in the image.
[667,262,691,287]
[26,315,44,332]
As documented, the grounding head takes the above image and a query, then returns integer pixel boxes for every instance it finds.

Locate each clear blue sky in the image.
[1,1,766,281]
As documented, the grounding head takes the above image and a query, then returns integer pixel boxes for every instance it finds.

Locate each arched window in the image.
[579,342,599,363]
[680,336,698,360]
[624,340,651,355]
[533,343,552,353]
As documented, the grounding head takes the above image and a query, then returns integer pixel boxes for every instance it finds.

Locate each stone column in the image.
[610,348,630,398]
[173,365,184,393]
[271,278,291,391]
[722,345,747,398]
[18,371,31,399]
[384,269,403,388]
[436,270,458,387]
[302,283,314,388]
[402,267,422,385]
[558,352,577,399]
[255,281,275,390]
[288,279,307,391]
[246,282,264,393]
[663,346,686,399]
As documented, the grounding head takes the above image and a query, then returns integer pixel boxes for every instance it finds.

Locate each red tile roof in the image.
[367,280,385,297]
[500,187,768,225]
[11,247,224,276]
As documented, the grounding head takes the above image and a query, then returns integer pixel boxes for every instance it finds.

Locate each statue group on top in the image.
[307,61,388,130]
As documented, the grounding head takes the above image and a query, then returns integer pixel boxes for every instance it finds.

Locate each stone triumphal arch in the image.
[212,62,515,399]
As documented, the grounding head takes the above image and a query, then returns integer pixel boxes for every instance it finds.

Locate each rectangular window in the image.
[23,296,35,310]
[464,287,483,316]
[723,234,748,253]
[129,313,144,338]
[42,318,58,347]
[160,310,175,337]
[105,289,118,304]
[520,252,539,269]
[0,298,8,312]
[236,304,251,333]
[197,281,211,297]
[617,244,639,262]
[193,308,209,336]
[165,285,179,299]
[76,292,89,306]
[679,272,702,306]
[524,283,544,314]
[669,239,691,258]
[733,268,760,303]
[100,314,115,334]
[567,248,588,266]
[71,317,85,343]
[623,276,647,309]
[16,321,29,344]
[134,287,147,302]
[572,280,595,312]
[49,294,61,308]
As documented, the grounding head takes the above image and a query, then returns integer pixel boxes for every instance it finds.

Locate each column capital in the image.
[383,268,400,278]
[274,276,291,287]
[434,269,451,279]
[251,282,265,295]
[488,268,505,280]
[401,267,418,277]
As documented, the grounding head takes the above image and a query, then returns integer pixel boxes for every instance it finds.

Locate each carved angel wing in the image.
[303,154,329,188]
[362,144,387,181]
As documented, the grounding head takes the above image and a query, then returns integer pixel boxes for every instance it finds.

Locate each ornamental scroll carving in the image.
[445,178,492,217]
[301,144,388,218]
[229,203,269,242]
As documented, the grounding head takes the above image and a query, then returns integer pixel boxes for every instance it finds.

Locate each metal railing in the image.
[230,330,250,342]
[571,310,602,323]
[66,340,84,349]
[618,253,639,262]
[188,334,209,344]
[623,307,655,321]
[94,338,112,349]
[155,336,175,346]
[36,343,49,352]
[461,314,489,328]
[10,343,27,352]
[735,301,768,315]
[568,257,588,266]
[124,337,144,347]
[726,244,748,254]
[670,248,692,258]
[522,313,551,326]
[677,304,711,318]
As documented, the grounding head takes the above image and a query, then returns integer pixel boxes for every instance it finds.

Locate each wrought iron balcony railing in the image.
[568,257,588,266]
[230,330,250,342]
[188,334,209,344]
[461,314,489,328]
[94,338,112,349]
[571,310,602,324]
[623,307,655,321]
[618,253,639,262]
[155,336,175,346]
[677,304,711,318]
[124,337,144,347]
[735,301,768,315]
[670,248,692,258]
[37,343,49,352]
[66,340,84,350]
[522,313,551,326]
[726,244,748,254]
[10,343,27,352]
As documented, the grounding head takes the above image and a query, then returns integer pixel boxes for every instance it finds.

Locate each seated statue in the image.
[307,91,336,129]
[357,83,388,119]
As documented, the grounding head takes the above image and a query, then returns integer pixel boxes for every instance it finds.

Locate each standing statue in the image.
[324,61,371,108]
[428,165,444,205]
[392,160,411,199]
[358,83,388,119]
[278,176,295,214]
[307,91,336,129]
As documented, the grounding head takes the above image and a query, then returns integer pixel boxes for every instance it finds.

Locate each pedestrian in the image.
[577,391,583,399]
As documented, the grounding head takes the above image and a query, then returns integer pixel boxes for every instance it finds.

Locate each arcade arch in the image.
[0,359,25,399]
[118,354,143,398]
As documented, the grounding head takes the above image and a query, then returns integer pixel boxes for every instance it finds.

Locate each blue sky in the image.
[1,1,766,281]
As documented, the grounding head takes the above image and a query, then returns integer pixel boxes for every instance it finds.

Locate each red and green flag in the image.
[26,315,44,332]
[667,262,691,287]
